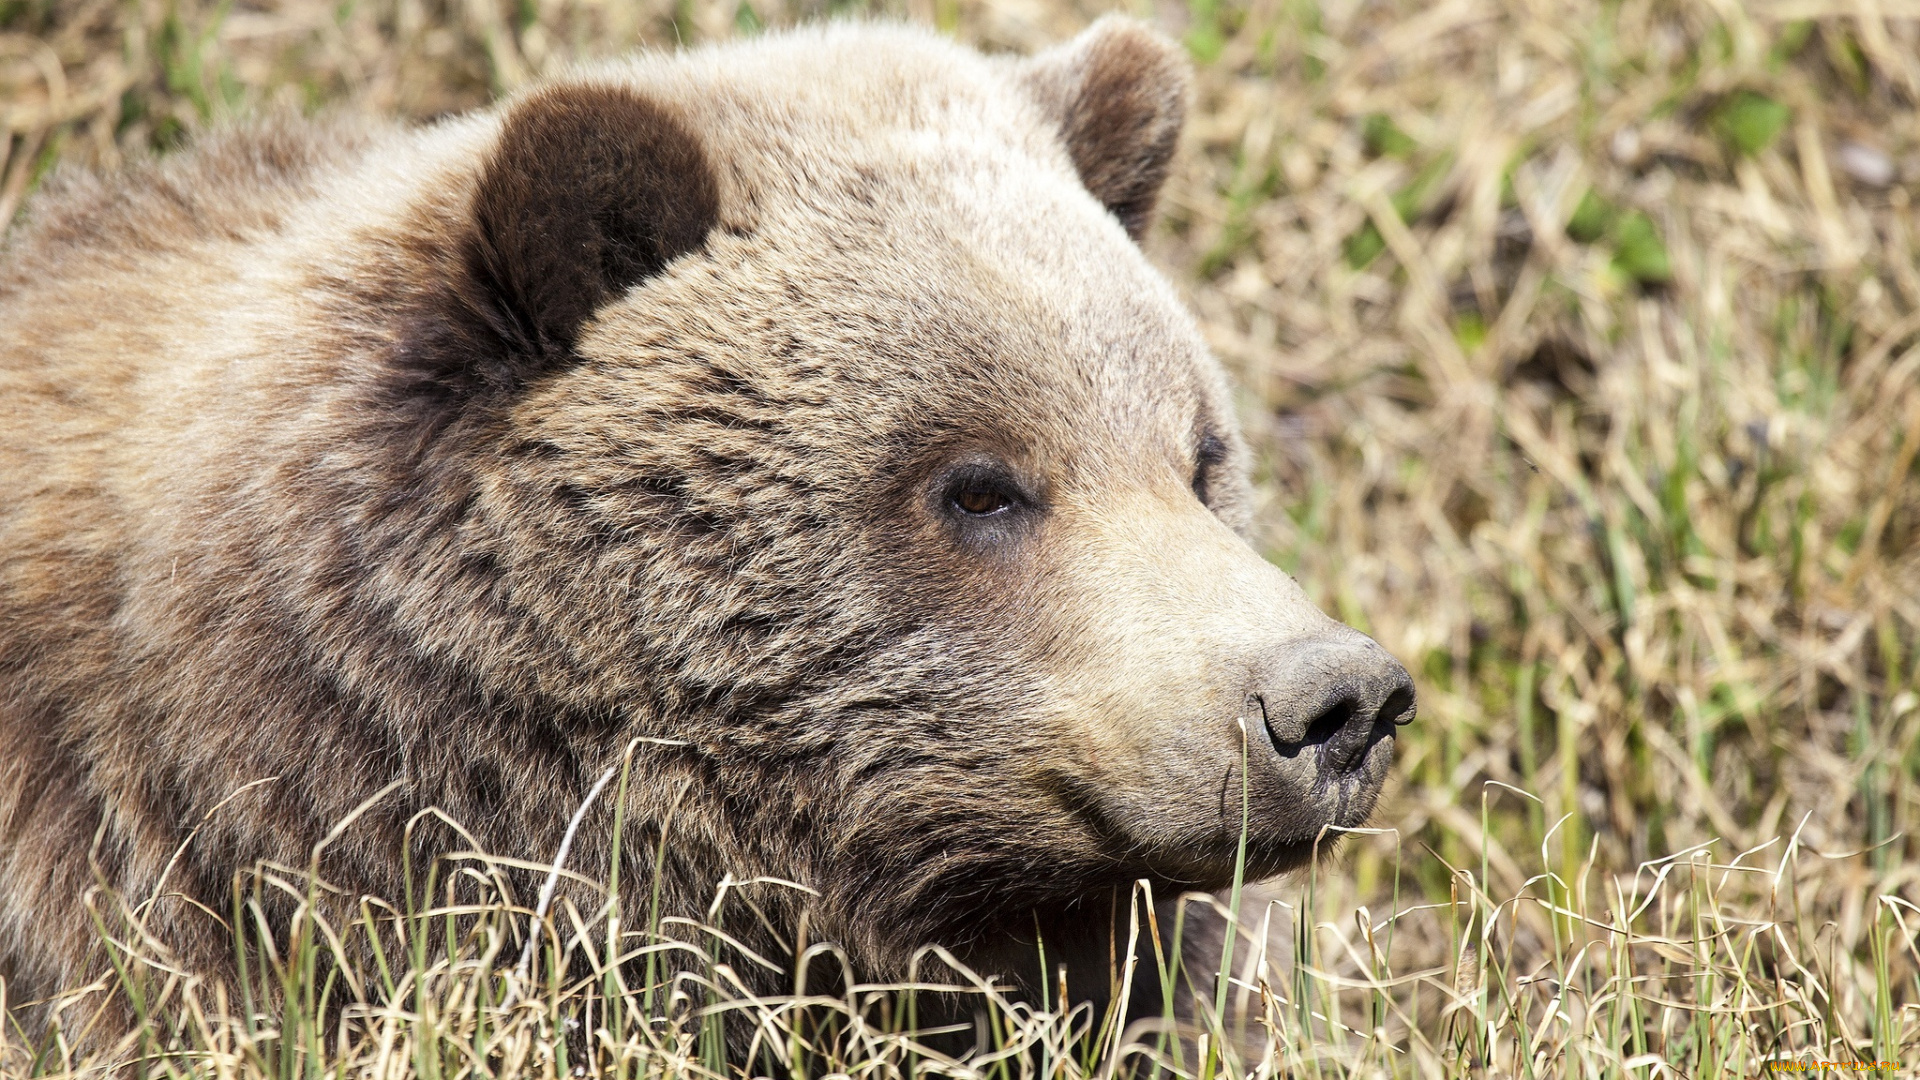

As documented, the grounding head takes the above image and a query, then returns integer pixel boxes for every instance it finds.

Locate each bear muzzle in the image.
[1248,635,1415,786]
[1041,495,1418,876]
[1212,633,1418,862]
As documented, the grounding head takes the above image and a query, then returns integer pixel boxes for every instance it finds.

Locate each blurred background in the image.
[3,0,1917,1071]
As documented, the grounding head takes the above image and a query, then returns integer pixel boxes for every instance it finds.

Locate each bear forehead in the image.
[553,30,1220,468]
[611,26,1171,286]
[643,25,1070,182]
[574,196,1220,485]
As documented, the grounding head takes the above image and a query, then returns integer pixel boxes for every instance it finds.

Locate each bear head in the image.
[335,17,1415,988]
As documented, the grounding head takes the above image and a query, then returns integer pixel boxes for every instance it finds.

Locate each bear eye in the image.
[948,475,1019,517]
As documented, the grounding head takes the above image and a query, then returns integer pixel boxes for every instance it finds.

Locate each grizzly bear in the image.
[0,16,1414,1043]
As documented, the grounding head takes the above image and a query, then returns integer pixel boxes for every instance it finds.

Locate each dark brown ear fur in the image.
[1022,17,1189,240]
[440,83,719,395]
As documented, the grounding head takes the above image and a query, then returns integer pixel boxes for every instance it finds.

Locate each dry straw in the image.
[2,0,1917,1075]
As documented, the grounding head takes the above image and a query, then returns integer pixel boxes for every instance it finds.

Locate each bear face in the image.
[379,20,1416,969]
[0,16,1411,1031]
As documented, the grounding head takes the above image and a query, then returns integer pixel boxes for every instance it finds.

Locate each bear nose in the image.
[1247,638,1416,777]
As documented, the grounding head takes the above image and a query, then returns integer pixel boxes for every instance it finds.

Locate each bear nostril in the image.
[1253,638,1414,775]
[1271,694,1354,759]
[1325,680,1414,775]
[1303,696,1354,747]
[1379,684,1417,727]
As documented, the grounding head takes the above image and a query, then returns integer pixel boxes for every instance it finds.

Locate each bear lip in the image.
[1041,733,1395,885]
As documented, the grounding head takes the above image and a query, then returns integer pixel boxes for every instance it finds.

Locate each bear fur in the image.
[0,18,1412,1041]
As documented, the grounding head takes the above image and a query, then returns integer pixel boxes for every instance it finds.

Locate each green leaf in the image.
[1567,188,1668,284]
[1344,221,1385,269]
[1185,0,1225,64]
[1343,153,1448,270]
[1453,311,1487,352]
[733,0,762,34]
[1362,113,1416,158]
[1567,188,1615,244]
[1714,90,1791,156]
[1769,19,1814,68]
[1611,211,1671,284]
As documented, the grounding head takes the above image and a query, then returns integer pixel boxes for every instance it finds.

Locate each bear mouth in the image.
[1042,745,1393,887]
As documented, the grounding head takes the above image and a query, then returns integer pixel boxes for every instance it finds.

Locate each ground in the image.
[1,0,1917,1076]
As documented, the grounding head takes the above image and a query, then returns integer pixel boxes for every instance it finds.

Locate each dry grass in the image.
[3,0,1920,1075]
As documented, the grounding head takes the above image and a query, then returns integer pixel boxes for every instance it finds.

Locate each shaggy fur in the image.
[0,18,1412,1039]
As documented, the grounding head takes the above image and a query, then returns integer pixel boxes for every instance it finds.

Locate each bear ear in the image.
[1020,17,1190,241]
[448,82,719,390]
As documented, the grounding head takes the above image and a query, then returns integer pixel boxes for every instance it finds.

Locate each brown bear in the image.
[0,16,1413,1044]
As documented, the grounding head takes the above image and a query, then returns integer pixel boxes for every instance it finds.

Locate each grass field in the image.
[3,0,1919,1075]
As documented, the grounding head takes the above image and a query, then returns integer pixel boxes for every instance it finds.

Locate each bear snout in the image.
[1245,636,1416,785]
